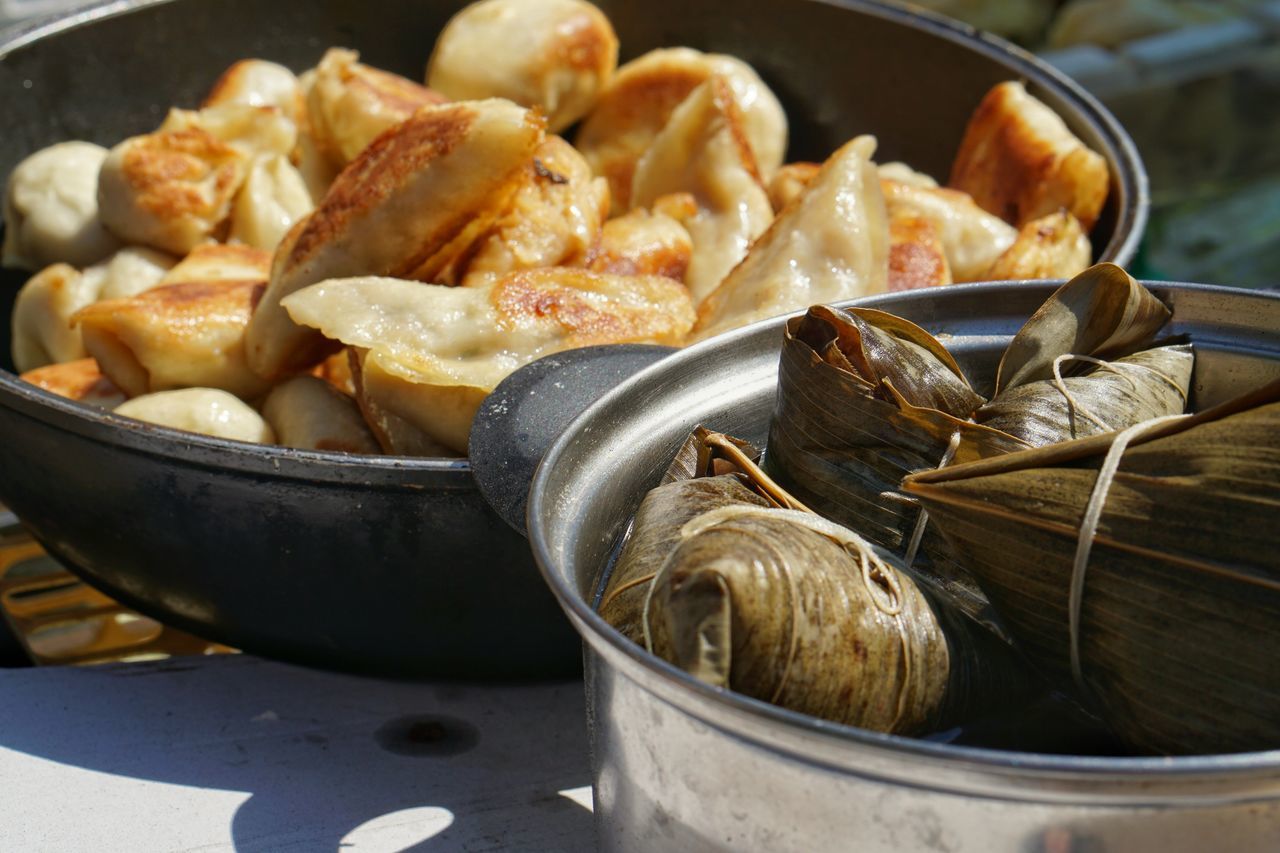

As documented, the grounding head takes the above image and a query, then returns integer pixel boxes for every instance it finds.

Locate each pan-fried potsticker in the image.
[693,135,889,341]
[949,80,1109,229]
[19,358,127,409]
[428,0,618,133]
[203,59,303,121]
[576,46,786,213]
[455,136,609,284]
[281,269,695,453]
[260,375,380,454]
[305,47,449,168]
[3,141,120,270]
[588,206,693,281]
[246,98,545,379]
[114,387,275,443]
[73,269,271,401]
[631,76,773,304]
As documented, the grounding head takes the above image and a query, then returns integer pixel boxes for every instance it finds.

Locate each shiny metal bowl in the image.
[0,0,1146,676]
[529,282,1280,851]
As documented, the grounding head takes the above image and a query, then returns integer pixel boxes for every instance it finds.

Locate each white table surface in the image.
[0,654,596,852]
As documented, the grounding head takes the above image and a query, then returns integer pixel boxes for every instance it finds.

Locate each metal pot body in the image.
[0,0,1145,675]
[529,283,1280,850]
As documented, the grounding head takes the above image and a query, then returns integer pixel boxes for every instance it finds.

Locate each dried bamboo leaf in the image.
[995,263,1171,395]
[903,382,1280,754]
[765,304,1028,626]
[598,475,769,644]
[976,344,1194,446]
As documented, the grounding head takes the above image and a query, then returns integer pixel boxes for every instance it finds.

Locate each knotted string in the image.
[1068,414,1188,694]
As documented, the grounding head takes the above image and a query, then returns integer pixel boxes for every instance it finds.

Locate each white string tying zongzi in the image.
[1051,354,1190,436]
[1068,413,1189,695]
[903,429,963,569]
[676,505,916,727]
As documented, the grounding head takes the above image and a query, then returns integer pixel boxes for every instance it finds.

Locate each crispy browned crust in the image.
[575,54,712,212]
[74,279,268,399]
[984,210,1091,280]
[949,82,1109,229]
[163,243,272,284]
[311,347,357,396]
[588,208,692,281]
[122,130,242,219]
[888,214,952,292]
[20,357,126,407]
[490,268,694,346]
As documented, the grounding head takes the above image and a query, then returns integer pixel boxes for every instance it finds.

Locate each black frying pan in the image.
[0,0,1146,677]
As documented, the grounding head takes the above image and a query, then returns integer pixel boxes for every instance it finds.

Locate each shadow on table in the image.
[0,655,595,851]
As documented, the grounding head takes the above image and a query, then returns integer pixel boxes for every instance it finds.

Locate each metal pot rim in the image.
[528,279,1280,787]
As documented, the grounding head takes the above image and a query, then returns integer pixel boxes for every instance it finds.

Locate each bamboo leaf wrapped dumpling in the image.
[904,382,1280,754]
[599,430,1037,735]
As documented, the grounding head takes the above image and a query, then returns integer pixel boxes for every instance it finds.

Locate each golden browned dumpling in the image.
[19,358,127,409]
[92,246,178,301]
[159,103,297,162]
[984,210,1091,280]
[246,99,544,380]
[260,375,380,453]
[766,161,820,213]
[306,48,449,167]
[458,135,609,283]
[281,268,695,452]
[588,206,693,281]
[693,135,889,341]
[313,348,357,396]
[630,77,773,304]
[346,348,458,455]
[3,141,121,271]
[228,154,315,251]
[11,263,101,372]
[880,178,1017,282]
[74,278,271,400]
[203,59,304,122]
[159,243,271,286]
[888,213,952,292]
[427,0,618,133]
[97,128,247,255]
[576,47,787,213]
[114,387,275,443]
[949,81,1109,229]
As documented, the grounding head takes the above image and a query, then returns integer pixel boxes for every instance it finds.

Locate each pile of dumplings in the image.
[5,0,1111,457]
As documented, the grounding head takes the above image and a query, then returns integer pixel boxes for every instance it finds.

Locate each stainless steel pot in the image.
[0,0,1147,676]
[528,282,1280,851]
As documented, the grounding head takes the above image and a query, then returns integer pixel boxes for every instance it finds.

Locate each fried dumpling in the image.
[313,347,357,396]
[281,268,695,452]
[428,0,618,133]
[74,277,271,400]
[588,206,693,281]
[888,213,952,291]
[631,77,773,304]
[114,387,274,443]
[97,127,247,255]
[766,161,820,213]
[693,135,889,341]
[984,210,1091,280]
[260,374,379,453]
[203,59,304,122]
[92,246,178,301]
[880,178,1018,282]
[576,47,787,213]
[3,141,120,270]
[878,161,939,188]
[949,81,1109,229]
[19,358,127,409]
[159,103,297,162]
[246,99,544,380]
[458,136,609,283]
[11,263,102,372]
[306,47,449,167]
[228,154,315,251]
[352,348,485,455]
[160,243,271,286]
